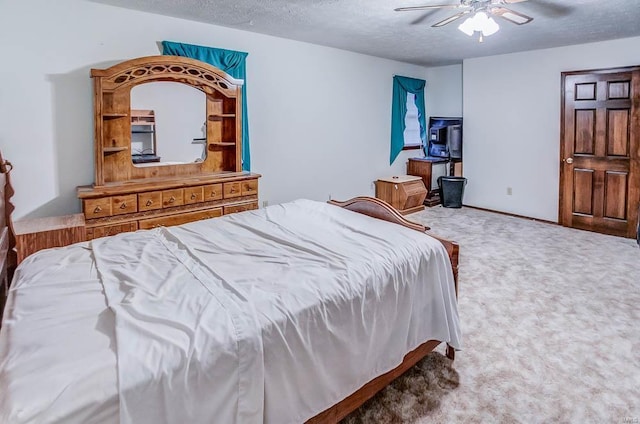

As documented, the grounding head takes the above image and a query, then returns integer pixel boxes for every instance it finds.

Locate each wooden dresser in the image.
[78,173,259,239]
[78,56,260,240]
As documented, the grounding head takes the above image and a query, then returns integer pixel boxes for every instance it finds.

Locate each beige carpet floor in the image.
[344,206,640,423]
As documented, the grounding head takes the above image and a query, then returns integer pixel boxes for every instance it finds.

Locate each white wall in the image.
[0,0,430,219]
[463,37,640,221]
[425,65,463,118]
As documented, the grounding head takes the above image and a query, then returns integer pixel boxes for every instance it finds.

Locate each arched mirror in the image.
[90,56,243,186]
[130,82,207,166]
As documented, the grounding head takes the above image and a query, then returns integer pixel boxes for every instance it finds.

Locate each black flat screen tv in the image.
[427,117,463,160]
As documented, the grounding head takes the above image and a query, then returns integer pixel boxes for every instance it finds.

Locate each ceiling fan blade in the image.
[490,6,533,25]
[410,10,440,25]
[395,4,463,12]
[523,0,572,18]
[501,0,528,4]
[432,9,472,27]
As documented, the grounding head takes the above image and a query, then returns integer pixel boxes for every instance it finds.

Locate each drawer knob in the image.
[230,187,236,193]
[146,200,153,206]
[210,191,217,197]
[169,196,175,203]
[119,202,127,209]
[94,206,102,213]
[190,193,197,200]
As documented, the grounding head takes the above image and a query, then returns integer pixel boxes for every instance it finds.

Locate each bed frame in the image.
[305,197,459,423]
[0,159,459,423]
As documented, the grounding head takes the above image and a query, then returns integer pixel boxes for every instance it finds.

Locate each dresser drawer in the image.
[138,208,223,230]
[87,222,138,239]
[138,191,162,212]
[241,179,258,196]
[84,198,112,219]
[204,184,223,201]
[162,189,184,208]
[111,194,138,216]
[223,182,242,199]
[184,186,204,204]
[224,201,258,215]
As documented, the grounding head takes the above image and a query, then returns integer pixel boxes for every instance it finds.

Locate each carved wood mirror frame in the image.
[91,55,243,186]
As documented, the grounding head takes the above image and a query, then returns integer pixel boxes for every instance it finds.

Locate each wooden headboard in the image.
[0,151,14,319]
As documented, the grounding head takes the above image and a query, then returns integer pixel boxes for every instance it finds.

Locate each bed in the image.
[0,188,461,423]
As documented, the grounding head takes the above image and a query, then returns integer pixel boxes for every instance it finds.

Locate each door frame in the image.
[559,65,640,238]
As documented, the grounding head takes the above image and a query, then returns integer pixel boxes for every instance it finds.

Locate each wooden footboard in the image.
[315,196,460,424]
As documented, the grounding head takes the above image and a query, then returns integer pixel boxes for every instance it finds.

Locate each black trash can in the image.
[438,176,467,208]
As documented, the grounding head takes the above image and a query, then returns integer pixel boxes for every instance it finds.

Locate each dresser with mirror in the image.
[77,55,260,239]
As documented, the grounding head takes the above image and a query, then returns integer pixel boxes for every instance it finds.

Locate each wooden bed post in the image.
[0,151,15,319]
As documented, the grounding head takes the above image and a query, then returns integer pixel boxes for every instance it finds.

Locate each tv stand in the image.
[407,157,462,207]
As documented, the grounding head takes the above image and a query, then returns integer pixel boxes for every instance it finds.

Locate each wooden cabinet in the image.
[78,55,261,239]
[79,174,260,240]
[13,214,86,264]
[407,157,450,207]
[375,176,427,215]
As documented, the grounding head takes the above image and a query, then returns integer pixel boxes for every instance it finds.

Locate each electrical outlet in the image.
[262,200,269,208]
[507,187,513,195]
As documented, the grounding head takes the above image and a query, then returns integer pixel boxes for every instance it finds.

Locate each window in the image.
[403,93,422,150]
[390,75,426,164]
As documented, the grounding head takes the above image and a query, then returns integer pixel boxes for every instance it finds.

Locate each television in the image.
[426,117,463,160]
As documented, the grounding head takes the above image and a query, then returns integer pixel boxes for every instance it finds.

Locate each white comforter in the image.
[0,199,461,424]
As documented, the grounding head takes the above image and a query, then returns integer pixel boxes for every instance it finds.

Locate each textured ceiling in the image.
[89,0,640,66]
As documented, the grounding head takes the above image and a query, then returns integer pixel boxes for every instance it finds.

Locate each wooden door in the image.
[560,67,640,238]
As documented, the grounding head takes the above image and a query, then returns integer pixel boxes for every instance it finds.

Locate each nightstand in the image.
[375,175,427,215]
[13,214,86,264]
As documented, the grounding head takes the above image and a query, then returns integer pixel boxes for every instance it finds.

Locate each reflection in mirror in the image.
[130,82,207,166]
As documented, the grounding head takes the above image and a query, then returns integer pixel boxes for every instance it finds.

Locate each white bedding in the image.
[0,199,461,424]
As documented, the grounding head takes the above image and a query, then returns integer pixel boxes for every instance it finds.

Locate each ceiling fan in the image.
[395,0,534,41]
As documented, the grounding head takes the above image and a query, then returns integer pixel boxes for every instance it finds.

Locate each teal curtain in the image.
[390,75,427,164]
[162,41,251,171]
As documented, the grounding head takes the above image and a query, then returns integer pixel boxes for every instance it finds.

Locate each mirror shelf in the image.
[90,55,245,186]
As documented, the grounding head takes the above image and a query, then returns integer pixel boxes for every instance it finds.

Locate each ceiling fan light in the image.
[482,17,500,36]
[458,17,475,36]
[472,12,489,30]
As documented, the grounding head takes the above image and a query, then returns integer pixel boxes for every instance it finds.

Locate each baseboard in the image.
[462,205,560,226]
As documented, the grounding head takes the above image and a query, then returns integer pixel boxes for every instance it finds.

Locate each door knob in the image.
[565,158,574,164]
